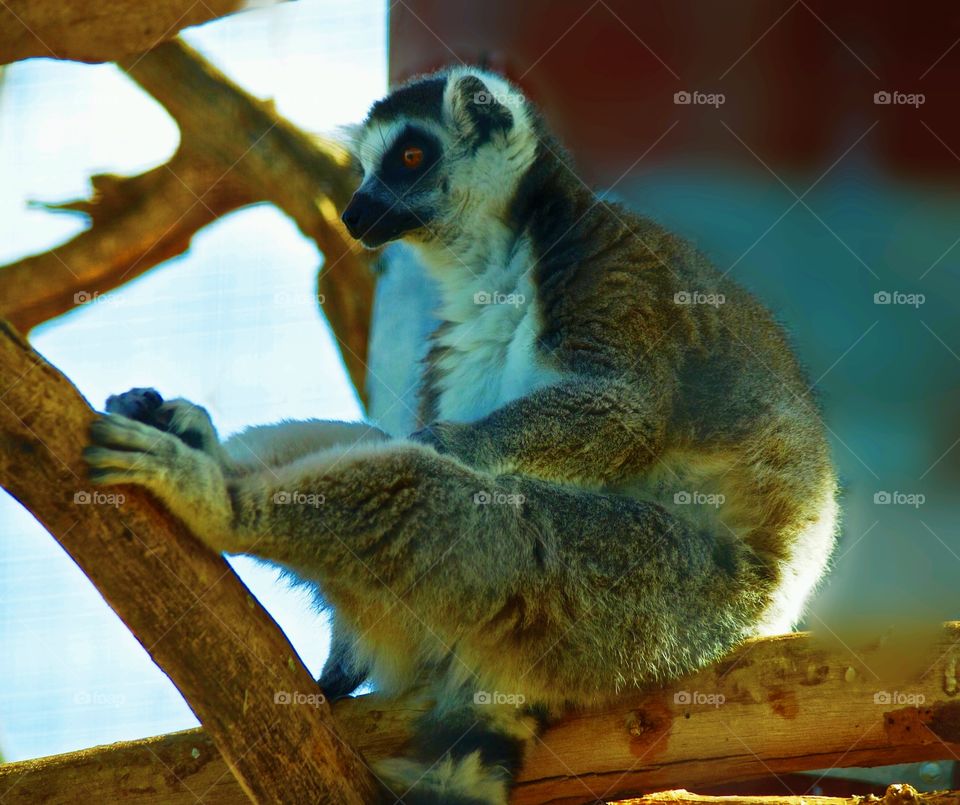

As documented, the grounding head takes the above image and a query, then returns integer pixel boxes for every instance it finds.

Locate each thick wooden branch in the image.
[3,609,960,803]
[0,696,423,805]
[515,626,960,805]
[0,1,281,65]
[0,322,379,803]
[118,39,374,396]
[0,150,252,333]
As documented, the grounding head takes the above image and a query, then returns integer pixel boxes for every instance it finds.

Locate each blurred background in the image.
[1,0,959,795]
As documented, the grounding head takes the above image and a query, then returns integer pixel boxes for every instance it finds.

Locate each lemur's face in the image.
[341,114,446,248]
[341,68,536,250]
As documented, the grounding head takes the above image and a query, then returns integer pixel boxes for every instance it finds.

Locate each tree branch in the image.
[0,149,252,333]
[0,693,424,805]
[0,1,283,65]
[0,321,379,803]
[6,730,957,805]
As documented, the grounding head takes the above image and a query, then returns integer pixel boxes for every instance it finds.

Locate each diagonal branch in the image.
[0,149,252,333]
[0,321,379,803]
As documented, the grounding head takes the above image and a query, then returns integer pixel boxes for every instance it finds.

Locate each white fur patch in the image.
[432,235,563,423]
[754,490,839,635]
[357,69,556,424]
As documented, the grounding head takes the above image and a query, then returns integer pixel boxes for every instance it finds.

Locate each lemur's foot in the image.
[105,387,220,455]
[83,413,235,550]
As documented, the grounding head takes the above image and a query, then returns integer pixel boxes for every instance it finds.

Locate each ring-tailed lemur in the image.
[86,67,838,804]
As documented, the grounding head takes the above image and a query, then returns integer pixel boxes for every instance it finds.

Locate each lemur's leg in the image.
[85,415,773,803]
[85,416,771,705]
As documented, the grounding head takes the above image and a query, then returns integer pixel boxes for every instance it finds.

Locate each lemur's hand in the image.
[106,387,223,459]
[83,413,236,553]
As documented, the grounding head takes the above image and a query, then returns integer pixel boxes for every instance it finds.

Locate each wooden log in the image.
[515,626,960,805]
[0,322,379,802]
[0,693,424,805]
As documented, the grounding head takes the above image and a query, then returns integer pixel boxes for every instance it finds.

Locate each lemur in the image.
[85,67,838,804]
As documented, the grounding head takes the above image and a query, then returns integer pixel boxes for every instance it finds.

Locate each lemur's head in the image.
[341,67,539,251]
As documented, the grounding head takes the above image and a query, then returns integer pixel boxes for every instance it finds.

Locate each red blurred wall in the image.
[390,1,960,186]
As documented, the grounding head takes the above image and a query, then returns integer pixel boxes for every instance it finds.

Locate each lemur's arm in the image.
[413,373,672,482]
[105,388,389,476]
[222,420,389,474]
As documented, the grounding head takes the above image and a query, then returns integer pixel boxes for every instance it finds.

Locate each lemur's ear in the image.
[448,74,514,145]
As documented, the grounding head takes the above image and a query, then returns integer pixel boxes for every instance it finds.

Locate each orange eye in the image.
[402,146,424,168]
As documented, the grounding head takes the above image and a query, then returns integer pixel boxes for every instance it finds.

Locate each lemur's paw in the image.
[105,387,163,422]
[85,413,234,547]
[84,414,185,487]
[105,387,220,454]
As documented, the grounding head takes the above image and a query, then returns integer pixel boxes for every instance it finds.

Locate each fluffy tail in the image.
[373,689,544,805]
